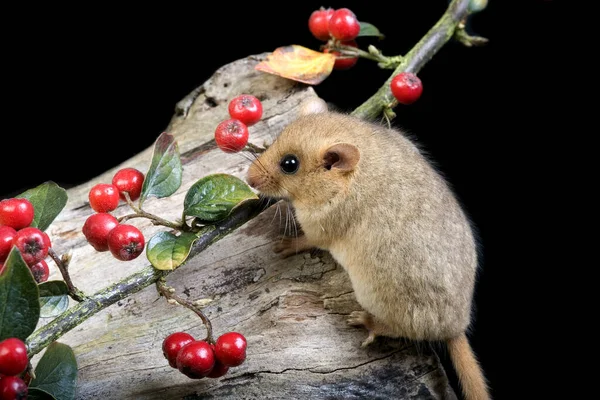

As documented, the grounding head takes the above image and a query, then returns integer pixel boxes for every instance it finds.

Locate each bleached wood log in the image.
[37,53,457,400]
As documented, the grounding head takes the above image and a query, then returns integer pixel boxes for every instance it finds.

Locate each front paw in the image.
[272,236,309,259]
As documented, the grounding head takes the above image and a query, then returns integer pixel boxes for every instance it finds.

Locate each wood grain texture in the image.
[35,53,458,400]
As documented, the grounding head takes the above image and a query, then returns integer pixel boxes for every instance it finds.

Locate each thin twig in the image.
[156,279,214,343]
[118,192,188,231]
[47,248,86,302]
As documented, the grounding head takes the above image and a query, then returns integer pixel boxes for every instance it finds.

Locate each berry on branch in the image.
[328,8,361,41]
[82,213,119,252]
[308,7,335,41]
[0,198,34,230]
[107,224,145,261]
[214,332,247,367]
[0,226,17,263]
[0,375,28,400]
[162,332,195,369]
[176,340,215,379]
[390,72,423,105]
[88,183,121,213]
[29,259,50,283]
[0,338,29,376]
[12,227,50,266]
[112,168,145,202]
[228,95,263,126]
[214,119,249,153]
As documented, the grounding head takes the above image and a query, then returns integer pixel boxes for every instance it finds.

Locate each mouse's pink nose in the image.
[246,171,265,190]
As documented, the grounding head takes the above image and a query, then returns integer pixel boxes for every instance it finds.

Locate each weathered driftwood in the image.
[37,54,458,400]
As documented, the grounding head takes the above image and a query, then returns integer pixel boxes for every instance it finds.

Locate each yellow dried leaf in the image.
[255,45,336,85]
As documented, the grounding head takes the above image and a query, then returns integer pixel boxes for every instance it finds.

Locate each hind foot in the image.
[347,311,397,348]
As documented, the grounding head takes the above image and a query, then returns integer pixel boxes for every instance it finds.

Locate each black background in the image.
[1,1,561,399]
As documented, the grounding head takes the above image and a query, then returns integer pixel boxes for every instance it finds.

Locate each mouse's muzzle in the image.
[246,165,266,191]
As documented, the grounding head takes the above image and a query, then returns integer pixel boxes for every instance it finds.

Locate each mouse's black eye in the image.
[280,154,299,174]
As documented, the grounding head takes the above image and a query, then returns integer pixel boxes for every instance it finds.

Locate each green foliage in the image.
[39,281,70,318]
[358,22,384,38]
[31,342,78,400]
[19,181,68,231]
[0,248,40,341]
[183,174,258,224]
[146,231,200,271]
[139,132,182,208]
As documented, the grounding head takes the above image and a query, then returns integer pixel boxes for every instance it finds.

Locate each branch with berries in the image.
[0,0,487,398]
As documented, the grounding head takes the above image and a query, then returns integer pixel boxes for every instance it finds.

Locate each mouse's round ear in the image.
[299,97,328,116]
[323,143,360,172]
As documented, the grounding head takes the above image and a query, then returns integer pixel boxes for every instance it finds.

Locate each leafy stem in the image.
[48,248,86,302]
[156,278,214,344]
[329,42,403,69]
[454,19,489,47]
[118,192,189,231]
[351,0,479,121]
[25,198,272,357]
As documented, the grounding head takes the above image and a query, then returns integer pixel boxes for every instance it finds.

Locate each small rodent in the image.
[246,104,489,400]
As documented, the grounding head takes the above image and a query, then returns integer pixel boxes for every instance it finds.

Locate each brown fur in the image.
[247,111,490,400]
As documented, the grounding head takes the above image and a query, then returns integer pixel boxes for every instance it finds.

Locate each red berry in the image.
[12,227,50,266]
[214,332,247,367]
[214,119,249,153]
[308,7,335,41]
[0,199,34,231]
[206,344,229,378]
[42,231,51,249]
[0,338,28,376]
[328,8,360,41]
[0,226,17,263]
[207,360,229,378]
[323,40,358,70]
[112,168,145,202]
[176,340,215,379]
[162,332,195,369]
[82,213,119,252]
[0,375,28,400]
[88,183,120,213]
[228,95,263,127]
[107,224,145,261]
[390,72,423,105]
[29,259,49,283]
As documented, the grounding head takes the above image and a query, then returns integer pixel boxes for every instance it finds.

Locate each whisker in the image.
[288,203,300,253]
[282,202,290,241]
[270,199,282,227]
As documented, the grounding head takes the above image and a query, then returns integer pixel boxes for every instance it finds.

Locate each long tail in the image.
[446,333,490,400]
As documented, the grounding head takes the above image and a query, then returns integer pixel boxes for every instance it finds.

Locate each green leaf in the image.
[139,132,182,207]
[183,174,258,223]
[146,231,199,271]
[19,181,68,231]
[39,281,70,318]
[31,342,78,400]
[358,22,385,38]
[0,247,40,341]
[27,388,58,400]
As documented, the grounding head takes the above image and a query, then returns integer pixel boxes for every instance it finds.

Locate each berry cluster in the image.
[0,338,29,399]
[162,331,247,379]
[309,7,360,70]
[0,198,51,283]
[83,168,146,261]
[214,94,263,153]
